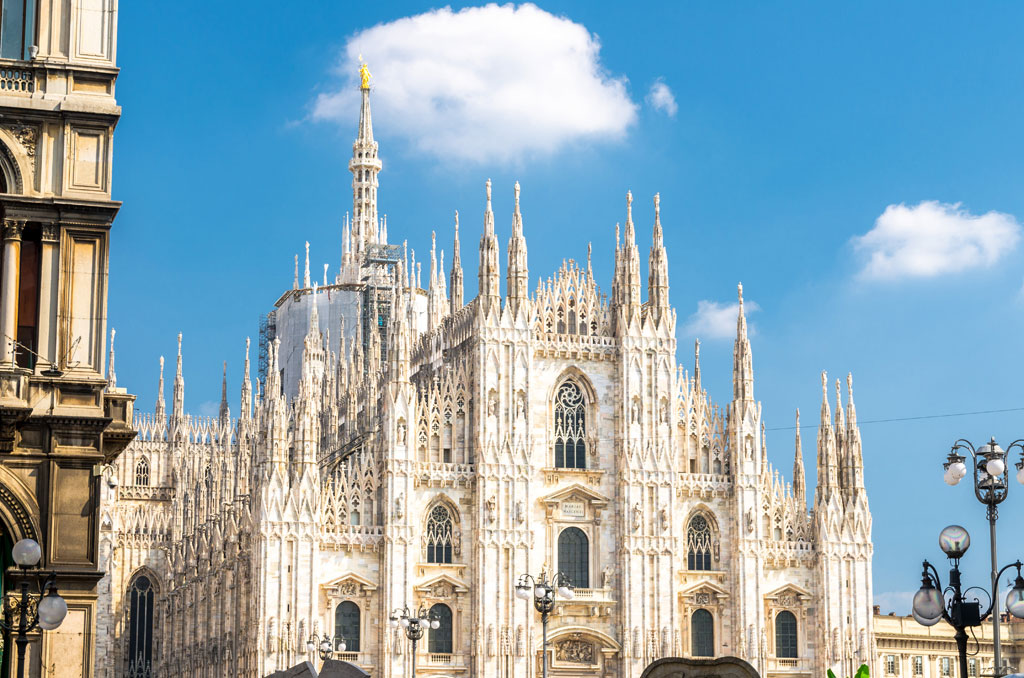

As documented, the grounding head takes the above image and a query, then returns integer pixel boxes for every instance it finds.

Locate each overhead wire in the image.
[765,407,1024,431]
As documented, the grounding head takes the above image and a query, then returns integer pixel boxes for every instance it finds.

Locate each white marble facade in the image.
[95,78,874,678]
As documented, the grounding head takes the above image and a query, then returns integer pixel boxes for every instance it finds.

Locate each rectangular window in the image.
[15,227,40,369]
[0,0,35,60]
[443,447,451,463]
[913,657,923,676]
[940,657,952,677]
[968,659,977,677]
[886,656,898,676]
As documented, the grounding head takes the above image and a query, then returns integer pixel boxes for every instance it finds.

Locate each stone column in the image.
[36,223,59,368]
[0,219,25,365]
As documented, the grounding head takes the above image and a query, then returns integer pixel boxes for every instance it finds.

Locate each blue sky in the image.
[111,2,1024,609]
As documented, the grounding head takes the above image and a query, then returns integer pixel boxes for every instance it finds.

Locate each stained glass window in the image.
[127,575,155,678]
[558,527,589,588]
[775,610,797,658]
[335,601,360,652]
[428,604,453,653]
[554,381,586,468]
[691,609,714,657]
[426,505,454,563]
[687,515,712,571]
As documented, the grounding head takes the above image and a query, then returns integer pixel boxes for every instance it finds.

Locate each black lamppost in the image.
[305,632,345,662]
[943,437,1024,676]
[389,606,438,678]
[0,538,69,678]
[514,572,574,678]
[912,525,1024,678]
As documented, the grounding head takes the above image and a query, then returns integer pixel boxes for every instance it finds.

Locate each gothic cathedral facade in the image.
[96,75,874,678]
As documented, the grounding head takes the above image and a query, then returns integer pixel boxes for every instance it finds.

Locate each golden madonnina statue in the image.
[359,62,371,89]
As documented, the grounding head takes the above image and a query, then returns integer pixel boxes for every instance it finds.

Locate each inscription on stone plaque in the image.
[561,500,585,519]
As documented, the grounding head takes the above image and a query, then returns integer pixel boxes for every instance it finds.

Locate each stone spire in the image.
[450,211,464,314]
[622,191,641,310]
[349,63,382,254]
[506,181,529,316]
[107,328,116,390]
[793,408,806,509]
[171,333,185,424]
[844,373,865,491]
[478,179,500,314]
[428,231,442,333]
[732,284,754,402]
[693,339,702,393]
[240,337,252,421]
[219,361,230,423]
[155,355,166,422]
[815,370,839,499]
[647,193,670,323]
[293,254,299,290]
[303,241,311,289]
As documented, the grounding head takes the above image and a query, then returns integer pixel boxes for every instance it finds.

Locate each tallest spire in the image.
[349,60,382,255]
[732,283,754,402]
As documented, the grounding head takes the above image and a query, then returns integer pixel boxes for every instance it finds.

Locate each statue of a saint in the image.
[359,62,372,89]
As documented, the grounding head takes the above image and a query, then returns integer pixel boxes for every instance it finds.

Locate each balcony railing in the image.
[428,653,453,665]
[335,652,359,663]
[765,657,811,672]
[0,66,35,94]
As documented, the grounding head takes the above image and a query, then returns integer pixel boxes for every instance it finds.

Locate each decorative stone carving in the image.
[394,492,404,520]
[631,503,642,531]
[428,580,453,598]
[554,637,594,664]
[337,580,358,597]
[514,500,524,524]
[485,496,496,524]
[4,123,38,158]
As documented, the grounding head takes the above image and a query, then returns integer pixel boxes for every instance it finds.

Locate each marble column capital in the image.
[2,219,25,241]
[40,222,59,242]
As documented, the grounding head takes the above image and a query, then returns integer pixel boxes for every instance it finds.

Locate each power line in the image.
[765,407,1024,431]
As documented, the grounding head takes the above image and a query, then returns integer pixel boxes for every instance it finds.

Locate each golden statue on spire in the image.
[359,61,371,90]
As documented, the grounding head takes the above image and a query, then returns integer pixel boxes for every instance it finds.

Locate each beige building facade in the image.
[0,1,134,677]
[96,76,878,678]
[874,613,1024,678]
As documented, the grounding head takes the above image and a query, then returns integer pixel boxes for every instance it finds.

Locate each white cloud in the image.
[874,591,914,616]
[684,299,759,340]
[647,78,677,116]
[312,3,637,164]
[853,201,1021,281]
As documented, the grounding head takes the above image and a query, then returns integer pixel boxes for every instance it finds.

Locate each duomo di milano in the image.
[96,69,877,678]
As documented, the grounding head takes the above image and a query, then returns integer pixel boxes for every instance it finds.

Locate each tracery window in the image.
[135,458,150,487]
[686,515,713,571]
[775,610,797,658]
[691,609,714,657]
[426,504,454,563]
[335,601,360,652]
[553,381,586,469]
[557,527,589,588]
[428,603,453,653]
[127,575,155,678]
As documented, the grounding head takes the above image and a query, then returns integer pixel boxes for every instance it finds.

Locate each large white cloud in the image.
[683,299,759,340]
[312,3,637,164]
[853,201,1021,280]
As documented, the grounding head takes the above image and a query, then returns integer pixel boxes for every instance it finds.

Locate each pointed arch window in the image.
[553,380,586,469]
[557,527,589,588]
[127,575,155,678]
[135,458,150,487]
[428,603,453,653]
[335,601,360,652]
[691,609,714,657]
[687,515,712,571]
[775,610,797,658]
[426,504,454,563]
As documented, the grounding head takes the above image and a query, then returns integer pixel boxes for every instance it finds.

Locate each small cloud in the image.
[684,299,759,340]
[852,201,1021,281]
[647,78,678,117]
[312,4,638,164]
[874,591,914,616]
[198,400,219,417]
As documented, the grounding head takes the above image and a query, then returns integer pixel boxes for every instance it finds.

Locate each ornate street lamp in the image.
[0,538,69,678]
[305,632,345,662]
[389,606,438,678]
[912,525,1024,678]
[514,572,574,678]
[943,437,1024,676]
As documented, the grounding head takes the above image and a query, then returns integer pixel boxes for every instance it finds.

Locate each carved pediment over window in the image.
[555,635,595,664]
[415,574,469,601]
[539,483,611,521]
[323,572,377,599]
[765,583,811,608]
[679,581,730,607]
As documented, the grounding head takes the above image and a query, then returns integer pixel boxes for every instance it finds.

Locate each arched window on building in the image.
[553,380,586,469]
[135,458,150,487]
[687,515,713,571]
[426,504,454,564]
[557,527,589,588]
[691,609,714,657]
[428,603,453,654]
[775,610,797,658]
[127,575,155,678]
[335,601,360,652]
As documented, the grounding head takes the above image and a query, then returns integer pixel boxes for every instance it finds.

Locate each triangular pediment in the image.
[322,571,378,593]
[415,573,470,597]
[764,583,812,600]
[539,483,611,507]
[678,579,731,599]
